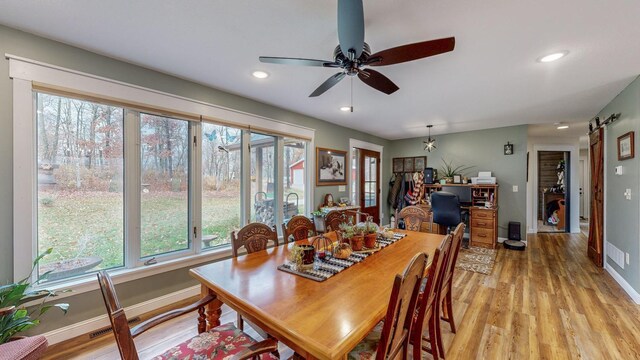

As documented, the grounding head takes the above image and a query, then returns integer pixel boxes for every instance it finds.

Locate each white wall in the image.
[526,136,582,233]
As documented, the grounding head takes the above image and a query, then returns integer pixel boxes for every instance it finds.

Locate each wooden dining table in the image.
[189,230,445,360]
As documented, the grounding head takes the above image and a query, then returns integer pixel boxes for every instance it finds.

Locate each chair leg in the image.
[422,317,439,360]
[445,289,456,333]
[434,308,445,359]
[237,313,244,331]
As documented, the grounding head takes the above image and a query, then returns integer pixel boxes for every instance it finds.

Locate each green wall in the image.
[597,75,640,293]
[0,24,391,332]
[388,125,529,238]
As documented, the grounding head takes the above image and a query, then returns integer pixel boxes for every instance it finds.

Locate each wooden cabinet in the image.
[470,207,498,248]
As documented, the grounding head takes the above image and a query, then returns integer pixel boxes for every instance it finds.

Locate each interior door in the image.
[359,149,380,224]
[588,128,604,267]
[579,159,585,218]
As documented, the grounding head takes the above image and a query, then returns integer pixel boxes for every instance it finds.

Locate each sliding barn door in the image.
[588,128,604,267]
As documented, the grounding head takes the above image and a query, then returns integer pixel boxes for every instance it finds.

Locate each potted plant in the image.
[439,159,473,184]
[364,222,378,249]
[351,225,365,251]
[338,223,354,244]
[1,248,69,344]
[288,245,304,271]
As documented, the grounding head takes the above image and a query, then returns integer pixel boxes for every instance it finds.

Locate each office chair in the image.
[430,191,461,234]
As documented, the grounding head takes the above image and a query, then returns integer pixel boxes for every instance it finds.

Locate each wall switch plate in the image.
[338,185,346,192]
[625,189,632,200]
[512,185,518,192]
[615,165,623,175]
[626,252,630,265]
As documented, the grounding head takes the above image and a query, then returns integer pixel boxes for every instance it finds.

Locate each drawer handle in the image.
[477,214,488,218]
[479,234,487,238]
[477,222,487,226]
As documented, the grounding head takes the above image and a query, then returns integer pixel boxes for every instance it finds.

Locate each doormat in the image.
[455,246,497,275]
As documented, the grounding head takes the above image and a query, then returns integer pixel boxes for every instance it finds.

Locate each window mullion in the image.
[191,122,202,253]
[125,109,141,268]
[241,130,251,225]
[275,137,284,236]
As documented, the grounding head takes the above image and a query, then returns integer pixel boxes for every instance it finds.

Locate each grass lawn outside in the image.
[37,190,241,277]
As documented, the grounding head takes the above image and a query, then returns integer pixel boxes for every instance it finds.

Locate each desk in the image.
[190,230,444,360]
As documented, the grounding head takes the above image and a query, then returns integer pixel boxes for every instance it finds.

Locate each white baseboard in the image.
[42,285,200,345]
[604,263,640,304]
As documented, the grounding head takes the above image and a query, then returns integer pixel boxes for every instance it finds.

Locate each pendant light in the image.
[423,125,436,152]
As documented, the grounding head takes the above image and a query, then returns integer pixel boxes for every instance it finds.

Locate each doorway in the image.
[358,149,381,223]
[537,151,570,232]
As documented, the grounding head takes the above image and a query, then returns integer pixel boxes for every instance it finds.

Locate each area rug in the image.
[455,246,497,275]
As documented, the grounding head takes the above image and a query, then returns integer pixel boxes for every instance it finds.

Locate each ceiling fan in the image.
[259,0,455,97]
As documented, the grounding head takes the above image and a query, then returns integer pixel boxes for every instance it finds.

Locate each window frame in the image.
[11,55,314,288]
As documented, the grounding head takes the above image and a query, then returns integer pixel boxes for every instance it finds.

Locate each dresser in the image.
[470,206,498,248]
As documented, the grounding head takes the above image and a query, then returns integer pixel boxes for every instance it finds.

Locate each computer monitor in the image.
[439,185,472,205]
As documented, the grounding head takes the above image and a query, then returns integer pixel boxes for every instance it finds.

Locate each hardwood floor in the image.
[44,232,640,359]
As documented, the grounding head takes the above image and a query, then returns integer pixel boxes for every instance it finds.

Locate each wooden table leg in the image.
[200,284,222,331]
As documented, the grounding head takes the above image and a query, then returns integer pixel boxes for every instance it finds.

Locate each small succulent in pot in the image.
[364,223,378,249]
[338,223,354,244]
[351,225,366,251]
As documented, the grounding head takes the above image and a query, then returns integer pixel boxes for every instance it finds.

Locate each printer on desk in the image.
[471,171,496,185]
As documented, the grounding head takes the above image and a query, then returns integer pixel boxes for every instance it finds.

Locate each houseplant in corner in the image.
[439,159,473,184]
[0,248,70,344]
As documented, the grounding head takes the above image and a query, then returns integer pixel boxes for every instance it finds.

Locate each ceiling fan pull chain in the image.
[350,77,354,113]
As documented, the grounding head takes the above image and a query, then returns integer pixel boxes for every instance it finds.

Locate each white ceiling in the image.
[1,0,639,140]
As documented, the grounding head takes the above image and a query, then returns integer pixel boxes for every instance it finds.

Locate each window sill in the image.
[33,246,235,302]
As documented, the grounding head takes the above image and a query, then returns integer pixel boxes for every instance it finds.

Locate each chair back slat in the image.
[231,223,279,257]
[412,235,452,358]
[376,253,428,360]
[97,271,139,360]
[282,215,316,243]
[399,206,429,232]
[443,223,465,286]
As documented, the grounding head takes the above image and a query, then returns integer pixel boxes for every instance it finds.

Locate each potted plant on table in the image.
[364,222,378,249]
[338,223,354,245]
[0,248,70,344]
[351,225,365,251]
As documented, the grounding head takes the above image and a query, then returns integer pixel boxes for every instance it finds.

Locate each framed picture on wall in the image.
[414,156,426,171]
[403,157,414,172]
[316,147,347,186]
[618,131,635,161]
[393,158,404,173]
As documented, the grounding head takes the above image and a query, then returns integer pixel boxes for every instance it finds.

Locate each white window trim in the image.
[11,55,315,284]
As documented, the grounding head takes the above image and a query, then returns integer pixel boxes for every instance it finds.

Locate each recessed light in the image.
[538,51,569,63]
[252,70,269,79]
[340,106,352,112]
[557,125,569,130]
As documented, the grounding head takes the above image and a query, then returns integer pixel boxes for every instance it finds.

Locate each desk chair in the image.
[430,192,461,234]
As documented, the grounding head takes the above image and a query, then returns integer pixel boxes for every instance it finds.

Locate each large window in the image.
[12,56,315,285]
[201,123,241,248]
[36,93,125,279]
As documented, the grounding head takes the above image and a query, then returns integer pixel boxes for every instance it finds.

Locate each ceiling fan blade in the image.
[259,56,339,67]
[309,72,346,97]
[357,69,399,95]
[365,37,455,66]
[337,0,365,58]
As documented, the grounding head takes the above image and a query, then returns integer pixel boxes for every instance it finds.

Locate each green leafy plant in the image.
[439,159,473,178]
[0,248,70,344]
[354,224,366,236]
[366,222,378,234]
[339,223,354,239]
[311,210,324,217]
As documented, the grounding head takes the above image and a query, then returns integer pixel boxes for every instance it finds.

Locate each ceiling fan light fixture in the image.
[340,106,352,112]
[538,51,569,63]
[557,125,569,130]
[252,70,270,79]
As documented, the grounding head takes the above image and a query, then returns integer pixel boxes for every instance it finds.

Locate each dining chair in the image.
[412,234,452,360]
[399,206,429,232]
[96,271,278,360]
[324,210,349,232]
[231,223,279,258]
[231,222,279,331]
[348,252,428,360]
[282,215,316,244]
[439,223,465,337]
